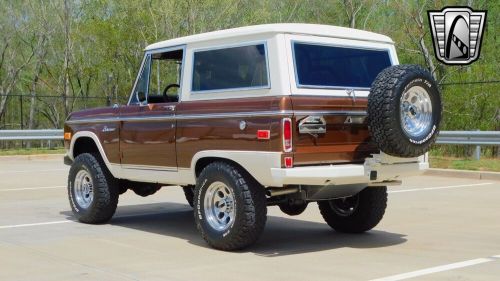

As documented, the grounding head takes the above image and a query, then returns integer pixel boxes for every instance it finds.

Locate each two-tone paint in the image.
[65,24,426,188]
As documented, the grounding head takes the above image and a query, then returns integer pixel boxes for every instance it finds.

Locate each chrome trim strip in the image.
[65,110,367,124]
[175,111,289,120]
[121,164,177,171]
[293,110,367,116]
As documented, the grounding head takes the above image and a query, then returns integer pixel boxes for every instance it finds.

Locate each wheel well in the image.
[73,137,99,158]
[195,157,260,185]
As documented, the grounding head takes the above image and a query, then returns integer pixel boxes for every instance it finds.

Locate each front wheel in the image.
[182,185,195,207]
[194,162,267,251]
[318,186,387,233]
[68,153,119,224]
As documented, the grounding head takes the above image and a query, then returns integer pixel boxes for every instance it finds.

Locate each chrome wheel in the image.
[204,181,235,231]
[74,169,94,209]
[400,85,433,139]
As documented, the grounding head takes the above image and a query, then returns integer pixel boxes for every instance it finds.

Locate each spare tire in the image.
[367,65,442,158]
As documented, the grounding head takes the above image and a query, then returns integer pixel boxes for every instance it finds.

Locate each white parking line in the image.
[0,210,186,230]
[0,182,495,229]
[0,220,71,229]
[0,185,66,192]
[370,257,497,281]
[389,182,494,193]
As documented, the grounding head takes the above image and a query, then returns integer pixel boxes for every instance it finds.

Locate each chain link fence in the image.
[0,81,498,155]
[0,94,113,150]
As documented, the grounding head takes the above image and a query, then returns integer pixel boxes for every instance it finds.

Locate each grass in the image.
[429,156,500,172]
[0,147,498,172]
[0,147,65,156]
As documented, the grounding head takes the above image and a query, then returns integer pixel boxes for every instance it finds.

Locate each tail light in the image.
[282,118,292,152]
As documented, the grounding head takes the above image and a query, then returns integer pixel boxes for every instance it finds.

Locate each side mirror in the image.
[137,91,146,103]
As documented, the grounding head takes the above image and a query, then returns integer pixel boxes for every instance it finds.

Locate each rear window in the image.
[192,44,269,92]
[293,42,392,89]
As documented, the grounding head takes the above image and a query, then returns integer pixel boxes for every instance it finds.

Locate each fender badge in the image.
[102,126,116,132]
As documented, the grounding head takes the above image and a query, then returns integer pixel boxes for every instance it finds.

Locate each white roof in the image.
[145,23,393,50]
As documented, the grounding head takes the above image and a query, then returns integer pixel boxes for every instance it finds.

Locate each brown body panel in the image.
[175,96,291,168]
[290,96,377,166]
[119,103,177,168]
[66,107,121,163]
[66,95,377,171]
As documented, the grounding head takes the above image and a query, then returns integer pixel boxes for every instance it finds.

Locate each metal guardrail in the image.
[0,129,498,159]
[0,129,499,143]
[436,131,500,146]
[0,129,63,141]
[435,130,500,160]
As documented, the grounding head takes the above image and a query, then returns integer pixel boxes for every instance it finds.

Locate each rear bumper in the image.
[270,154,428,186]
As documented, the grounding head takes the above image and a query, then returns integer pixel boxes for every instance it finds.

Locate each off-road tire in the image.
[194,162,267,251]
[368,64,442,157]
[318,186,387,233]
[279,202,308,216]
[68,153,119,224]
[183,185,195,207]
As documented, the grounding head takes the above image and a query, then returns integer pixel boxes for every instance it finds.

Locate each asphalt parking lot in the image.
[0,155,499,281]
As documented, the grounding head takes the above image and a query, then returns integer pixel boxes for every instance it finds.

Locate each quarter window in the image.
[293,42,392,89]
[192,44,269,92]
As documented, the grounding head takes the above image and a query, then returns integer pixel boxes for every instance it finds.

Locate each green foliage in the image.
[0,0,498,140]
[430,156,500,172]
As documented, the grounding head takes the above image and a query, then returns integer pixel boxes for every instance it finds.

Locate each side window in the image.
[129,55,151,105]
[148,49,183,103]
[293,43,392,88]
[192,43,269,92]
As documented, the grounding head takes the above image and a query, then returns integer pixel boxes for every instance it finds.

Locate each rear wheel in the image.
[194,162,267,250]
[68,153,119,224]
[318,186,387,233]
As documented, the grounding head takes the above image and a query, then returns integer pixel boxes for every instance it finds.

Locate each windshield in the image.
[293,42,392,89]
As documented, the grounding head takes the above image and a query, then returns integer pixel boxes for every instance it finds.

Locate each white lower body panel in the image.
[270,155,428,186]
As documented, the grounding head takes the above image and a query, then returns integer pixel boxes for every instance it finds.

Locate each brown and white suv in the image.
[63,24,442,250]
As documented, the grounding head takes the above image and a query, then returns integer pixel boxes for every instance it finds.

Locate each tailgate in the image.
[291,95,378,166]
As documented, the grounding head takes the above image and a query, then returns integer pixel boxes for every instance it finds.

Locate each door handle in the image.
[162,105,175,111]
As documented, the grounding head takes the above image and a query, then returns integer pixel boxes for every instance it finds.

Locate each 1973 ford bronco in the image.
[64,24,441,250]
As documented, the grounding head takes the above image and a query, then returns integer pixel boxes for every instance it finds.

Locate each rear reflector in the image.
[257,130,270,140]
[282,118,292,152]
[284,156,293,168]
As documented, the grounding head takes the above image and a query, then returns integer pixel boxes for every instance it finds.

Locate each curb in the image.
[424,168,500,181]
[0,154,65,161]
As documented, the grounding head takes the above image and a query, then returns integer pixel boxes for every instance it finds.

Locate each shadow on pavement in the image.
[61,202,407,257]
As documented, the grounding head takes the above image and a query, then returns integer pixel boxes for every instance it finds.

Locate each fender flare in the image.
[69,131,116,176]
[190,150,282,187]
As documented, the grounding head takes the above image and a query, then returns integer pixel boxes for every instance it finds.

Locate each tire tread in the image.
[195,162,267,250]
[318,186,387,233]
[368,64,441,157]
